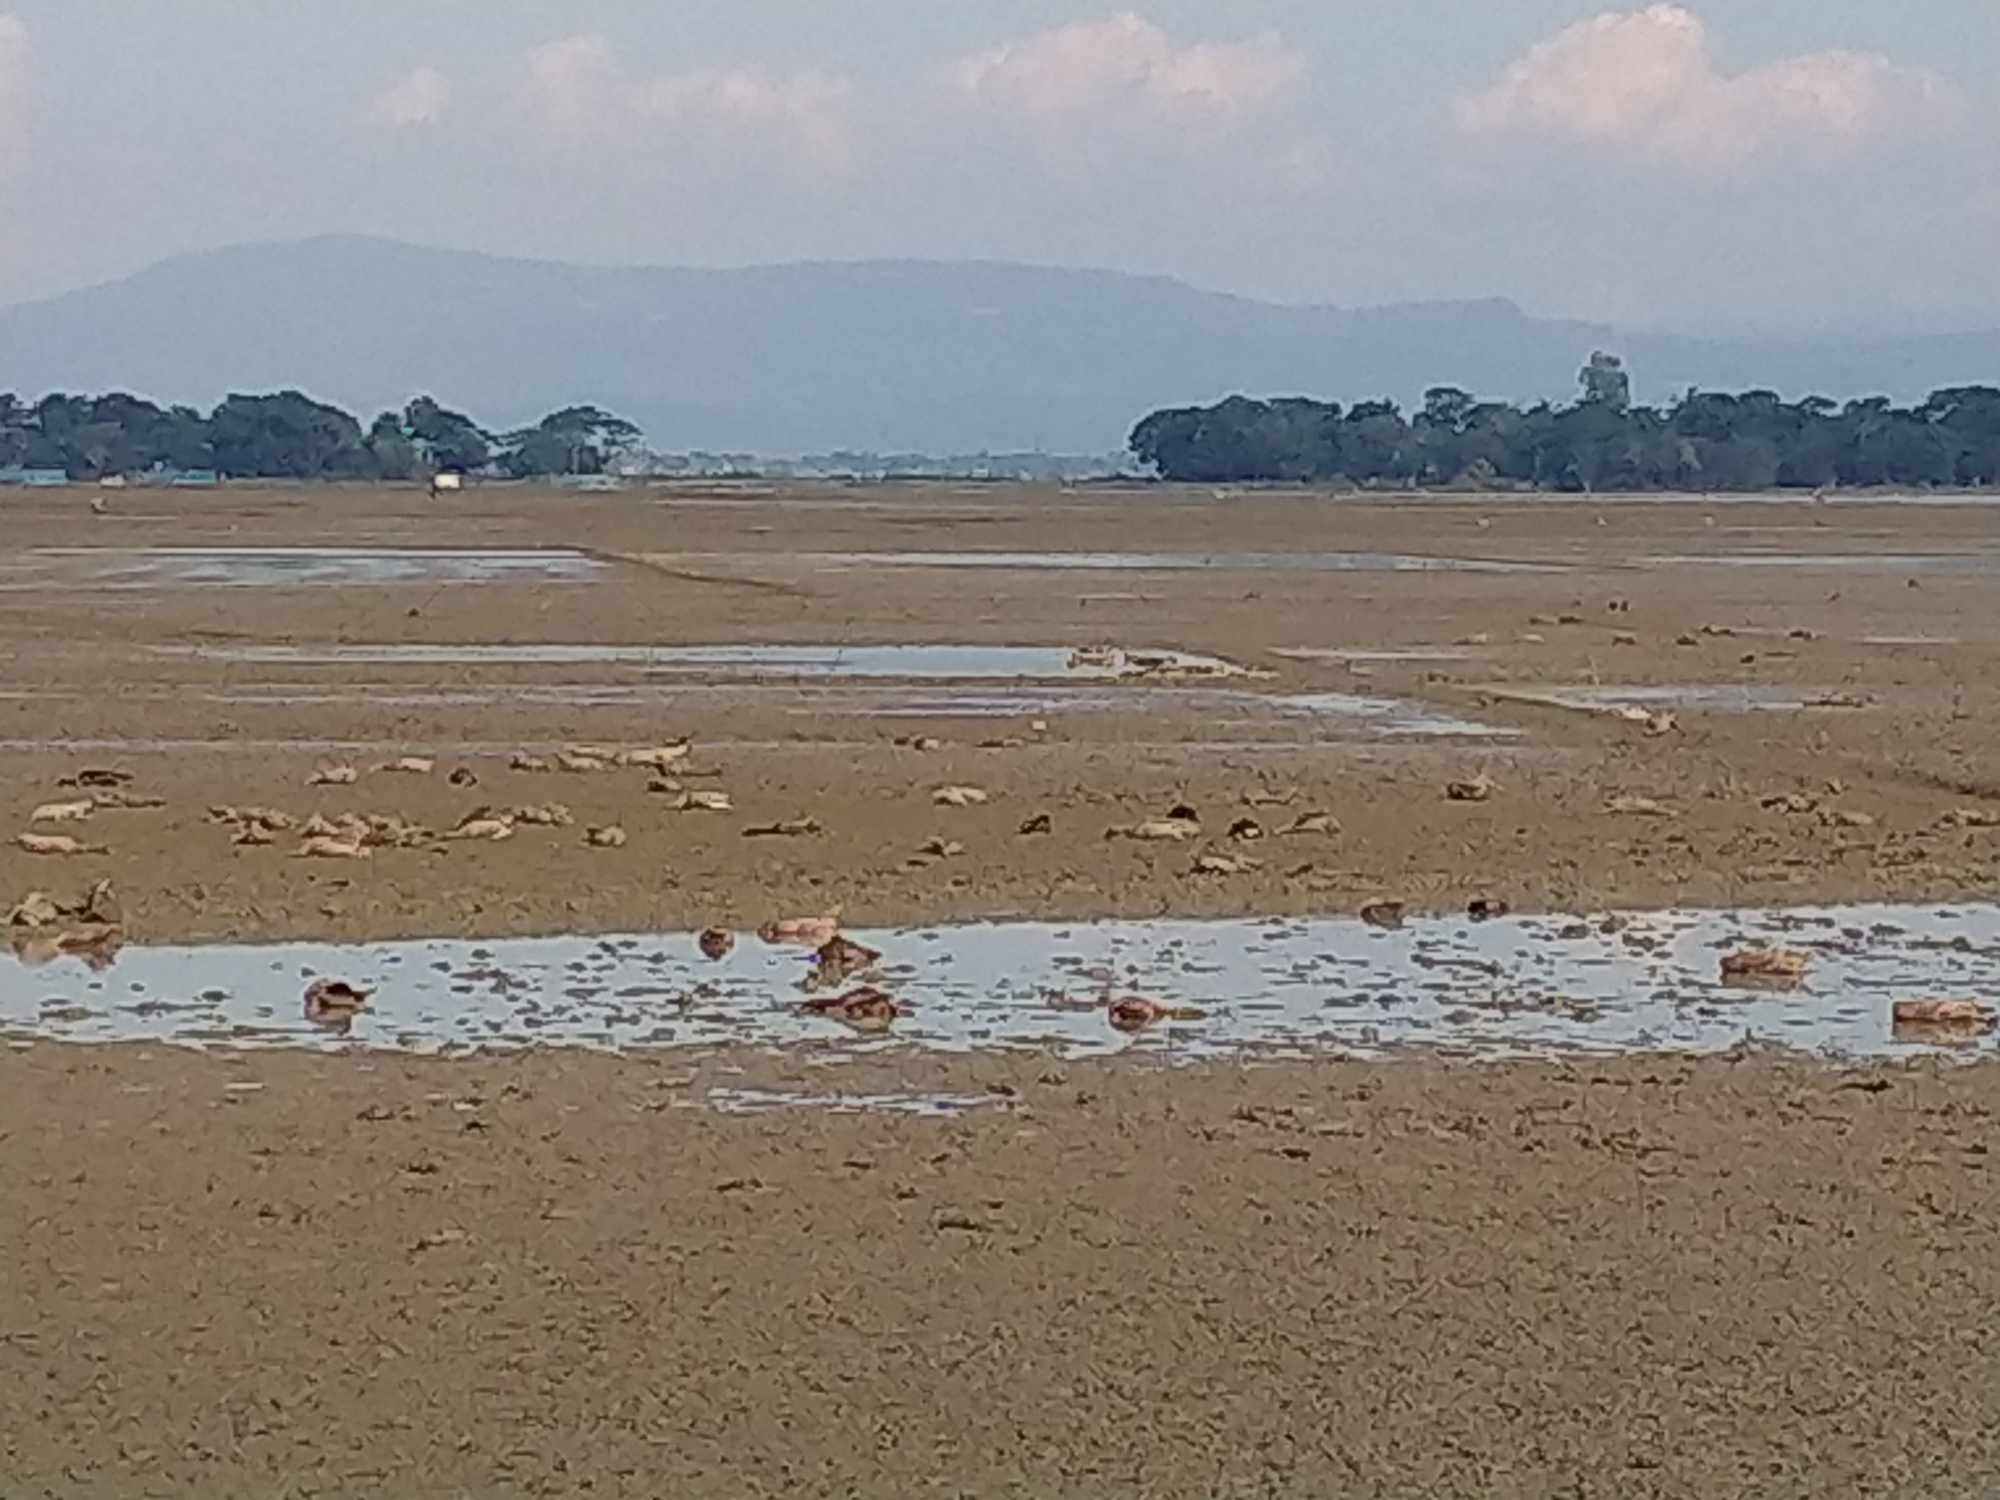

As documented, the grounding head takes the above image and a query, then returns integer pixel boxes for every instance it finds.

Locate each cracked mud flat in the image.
[2,484,1999,1495]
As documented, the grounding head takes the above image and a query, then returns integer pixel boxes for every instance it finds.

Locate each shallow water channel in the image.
[147,642,1245,679]
[1,547,605,588]
[6,903,1994,1063]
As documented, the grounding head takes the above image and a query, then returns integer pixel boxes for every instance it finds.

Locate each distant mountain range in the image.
[0,235,1995,454]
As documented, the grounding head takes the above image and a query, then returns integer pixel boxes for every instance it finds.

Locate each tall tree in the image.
[1578,351,1632,414]
[403,396,491,473]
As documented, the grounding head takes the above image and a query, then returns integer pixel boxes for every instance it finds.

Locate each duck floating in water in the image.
[806,934,882,991]
[303,978,373,1028]
[1107,996,1207,1034]
[800,986,903,1033]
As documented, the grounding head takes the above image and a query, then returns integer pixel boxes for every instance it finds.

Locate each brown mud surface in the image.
[3,1045,1997,1497]
[1,485,1996,942]
[4,485,2000,1496]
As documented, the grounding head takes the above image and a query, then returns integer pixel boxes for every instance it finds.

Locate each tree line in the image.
[0,391,643,480]
[1129,354,2000,491]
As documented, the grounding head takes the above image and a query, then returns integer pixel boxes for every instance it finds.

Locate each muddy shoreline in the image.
[4,486,1999,1494]
[3,1042,1997,1496]
[2,486,1998,944]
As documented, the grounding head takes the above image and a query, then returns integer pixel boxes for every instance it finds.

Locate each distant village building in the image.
[0,467,71,487]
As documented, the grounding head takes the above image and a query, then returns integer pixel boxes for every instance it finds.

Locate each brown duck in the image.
[304,978,373,1026]
[807,934,883,990]
[800,986,903,1033]
[1108,996,1207,1034]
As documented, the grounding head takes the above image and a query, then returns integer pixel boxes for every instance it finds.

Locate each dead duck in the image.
[303,978,373,1027]
[807,934,883,990]
[758,913,842,948]
[1107,996,1207,1034]
[6,891,62,928]
[54,923,123,971]
[373,756,435,775]
[12,923,121,971]
[8,879,119,930]
[29,798,94,824]
[446,809,516,842]
[1360,900,1407,931]
[17,833,107,856]
[512,803,574,827]
[1890,999,1996,1041]
[800,986,903,1033]
[294,834,370,860]
[1719,948,1810,987]
[617,743,692,769]
[1107,818,1200,843]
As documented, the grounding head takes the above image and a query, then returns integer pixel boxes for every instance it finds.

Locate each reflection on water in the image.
[1491,684,1823,714]
[794,551,1573,574]
[146,642,1247,679]
[4,904,1993,1062]
[0,680,1512,741]
[3,547,604,588]
[1646,552,2000,573]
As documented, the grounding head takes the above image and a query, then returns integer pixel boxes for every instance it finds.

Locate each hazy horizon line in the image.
[10,230,1995,342]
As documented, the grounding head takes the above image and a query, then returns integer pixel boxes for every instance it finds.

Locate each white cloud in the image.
[1458,5,1957,171]
[524,34,618,133]
[952,13,1304,116]
[512,36,853,167]
[365,66,450,128]
[640,67,853,166]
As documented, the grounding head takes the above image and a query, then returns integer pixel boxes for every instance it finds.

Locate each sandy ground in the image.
[0,484,1996,943]
[2,1044,1997,1497]
[3,484,1999,1495]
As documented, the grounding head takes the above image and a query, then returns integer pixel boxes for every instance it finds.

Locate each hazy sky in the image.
[1,2,1993,328]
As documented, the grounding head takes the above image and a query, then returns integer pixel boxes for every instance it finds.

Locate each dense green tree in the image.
[1129,356,2000,493]
[403,396,491,473]
[1578,351,1632,414]
[209,391,366,478]
[500,405,645,477]
[364,411,422,480]
[0,388,648,481]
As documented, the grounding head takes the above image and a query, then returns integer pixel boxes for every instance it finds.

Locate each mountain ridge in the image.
[0,236,1993,454]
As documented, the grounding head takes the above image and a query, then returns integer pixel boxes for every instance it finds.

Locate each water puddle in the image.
[1270,693,1515,738]
[0,681,1510,743]
[2,547,604,588]
[1271,647,1480,664]
[694,1087,1007,1118]
[1647,552,2000,574]
[147,643,1248,680]
[0,735,820,756]
[1486,685,1827,715]
[5,904,1993,1063]
[791,551,1572,574]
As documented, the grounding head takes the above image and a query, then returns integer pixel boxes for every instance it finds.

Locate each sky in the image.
[0,1,1994,329]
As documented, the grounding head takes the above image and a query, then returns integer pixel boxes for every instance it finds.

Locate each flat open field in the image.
[1,483,1996,941]
[3,482,1999,1495]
